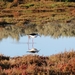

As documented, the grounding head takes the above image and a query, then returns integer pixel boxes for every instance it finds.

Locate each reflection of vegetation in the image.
[0,21,75,40]
[0,50,75,74]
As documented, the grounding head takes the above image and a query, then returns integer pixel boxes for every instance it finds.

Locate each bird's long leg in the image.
[28,36,30,50]
[32,38,34,48]
[28,39,29,50]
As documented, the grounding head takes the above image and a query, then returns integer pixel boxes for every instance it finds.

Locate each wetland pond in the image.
[0,22,75,57]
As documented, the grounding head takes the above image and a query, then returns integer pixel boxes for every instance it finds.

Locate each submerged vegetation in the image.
[0,50,75,75]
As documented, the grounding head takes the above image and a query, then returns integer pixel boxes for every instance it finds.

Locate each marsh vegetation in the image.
[0,0,75,75]
[0,51,75,75]
[0,22,75,41]
[0,0,75,25]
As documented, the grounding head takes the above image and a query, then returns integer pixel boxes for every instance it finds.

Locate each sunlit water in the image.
[0,35,75,57]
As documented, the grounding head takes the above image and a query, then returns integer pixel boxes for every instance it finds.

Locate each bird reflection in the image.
[27,33,40,53]
[27,48,39,53]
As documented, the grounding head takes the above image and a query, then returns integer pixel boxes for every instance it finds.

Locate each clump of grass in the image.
[20,3,34,8]
[0,50,75,75]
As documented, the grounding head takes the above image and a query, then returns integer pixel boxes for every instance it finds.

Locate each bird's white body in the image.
[29,35,38,38]
[28,33,40,39]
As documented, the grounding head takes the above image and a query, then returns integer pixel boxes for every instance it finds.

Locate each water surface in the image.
[0,35,75,57]
[0,22,75,57]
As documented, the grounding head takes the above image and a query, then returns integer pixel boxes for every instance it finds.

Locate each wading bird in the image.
[27,33,40,53]
[28,33,40,38]
[28,33,40,43]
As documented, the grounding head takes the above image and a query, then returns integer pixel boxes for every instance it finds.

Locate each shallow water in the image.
[0,35,75,57]
[0,22,75,57]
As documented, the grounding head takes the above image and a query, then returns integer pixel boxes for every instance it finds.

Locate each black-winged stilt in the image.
[27,33,40,53]
[28,33,40,38]
[28,33,40,43]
